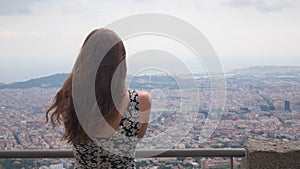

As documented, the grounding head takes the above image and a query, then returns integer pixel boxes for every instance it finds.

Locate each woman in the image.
[46,28,151,168]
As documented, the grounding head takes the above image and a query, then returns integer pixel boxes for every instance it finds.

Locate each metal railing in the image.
[0,149,245,169]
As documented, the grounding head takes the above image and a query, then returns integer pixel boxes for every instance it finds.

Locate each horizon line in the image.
[1,64,300,85]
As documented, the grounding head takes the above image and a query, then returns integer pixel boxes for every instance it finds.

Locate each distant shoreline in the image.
[1,65,300,85]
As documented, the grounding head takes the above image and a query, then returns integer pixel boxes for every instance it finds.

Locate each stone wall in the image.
[241,141,300,169]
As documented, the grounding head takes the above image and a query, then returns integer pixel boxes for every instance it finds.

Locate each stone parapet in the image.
[241,141,300,169]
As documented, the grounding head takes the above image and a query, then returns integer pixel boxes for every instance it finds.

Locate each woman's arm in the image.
[137,91,152,140]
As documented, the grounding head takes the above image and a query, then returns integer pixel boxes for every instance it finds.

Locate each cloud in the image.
[223,0,295,12]
[0,30,45,38]
[0,0,71,15]
[0,0,37,15]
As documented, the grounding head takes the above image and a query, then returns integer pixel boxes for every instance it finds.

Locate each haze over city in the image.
[0,0,300,83]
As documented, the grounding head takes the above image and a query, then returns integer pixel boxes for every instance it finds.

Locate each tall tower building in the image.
[284,100,291,112]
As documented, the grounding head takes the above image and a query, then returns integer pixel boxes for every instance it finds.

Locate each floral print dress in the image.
[73,90,140,169]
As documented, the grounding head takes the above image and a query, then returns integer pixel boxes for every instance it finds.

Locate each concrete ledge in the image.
[241,141,300,169]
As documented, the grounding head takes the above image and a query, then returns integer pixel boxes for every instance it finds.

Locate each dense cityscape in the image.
[0,66,300,169]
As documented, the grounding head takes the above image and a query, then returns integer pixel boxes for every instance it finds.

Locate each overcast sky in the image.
[0,0,300,83]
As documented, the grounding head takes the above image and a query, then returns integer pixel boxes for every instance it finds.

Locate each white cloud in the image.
[223,0,299,12]
[0,30,45,38]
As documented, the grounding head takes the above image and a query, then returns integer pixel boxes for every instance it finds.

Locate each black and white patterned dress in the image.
[73,90,140,169]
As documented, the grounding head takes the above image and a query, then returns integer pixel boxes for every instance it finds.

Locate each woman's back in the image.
[46,28,151,169]
[73,90,140,168]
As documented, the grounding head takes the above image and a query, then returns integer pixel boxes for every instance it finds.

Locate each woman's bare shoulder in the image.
[136,90,152,111]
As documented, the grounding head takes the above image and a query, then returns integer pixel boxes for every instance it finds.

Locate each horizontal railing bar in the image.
[0,150,73,158]
[136,149,245,158]
[0,149,245,158]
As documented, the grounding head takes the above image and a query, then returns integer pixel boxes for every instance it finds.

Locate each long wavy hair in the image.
[46,28,127,144]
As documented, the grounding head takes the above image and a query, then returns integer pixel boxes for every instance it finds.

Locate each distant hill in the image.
[0,73,69,89]
[230,65,300,76]
[1,65,299,89]
[0,73,186,90]
[0,73,183,90]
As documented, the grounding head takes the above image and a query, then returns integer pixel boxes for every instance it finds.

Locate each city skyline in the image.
[0,65,299,168]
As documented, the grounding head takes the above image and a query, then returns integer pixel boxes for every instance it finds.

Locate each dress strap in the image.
[130,90,139,110]
[120,90,140,137]
[124,90,139,121]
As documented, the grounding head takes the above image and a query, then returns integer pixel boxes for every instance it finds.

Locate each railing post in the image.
[230,156,234,169]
